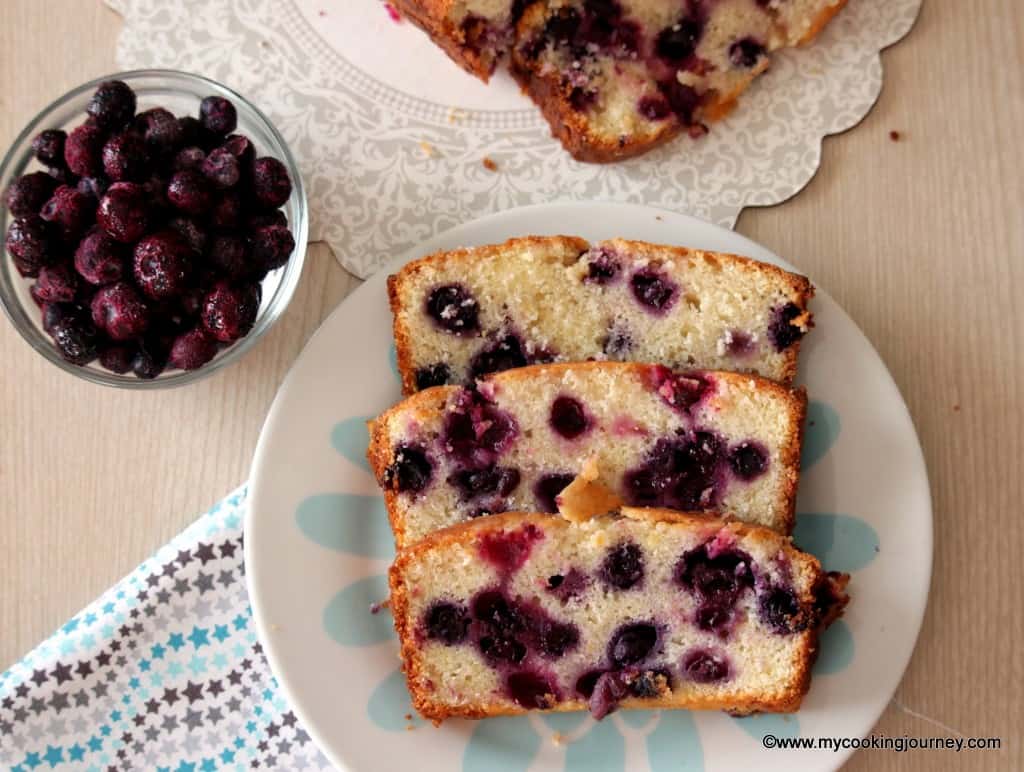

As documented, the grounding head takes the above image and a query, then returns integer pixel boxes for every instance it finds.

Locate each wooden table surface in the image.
[2,1,1021,768]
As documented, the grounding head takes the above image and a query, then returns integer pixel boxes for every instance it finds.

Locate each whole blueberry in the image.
[173,146,206,172]
[102,130,150,182]
[414,363,451,390]
[166,170,214,215]
[601,542,645,590]
[630,269,678,312]
[211,191,243,229]
[607,623,658,667]
[168,327,218,370]
[426,285,479,334]
[655,17,703,62]
[248,224,294,274]
[5,216,55,277]
[136,107,183,153]
[550,396,589,439]
[87,80,136,129]
[74,230,126,286]
[132,230,193,299]
[64,124,105,177]
[681,648,730,683]
[470,334,527,379]
[97,182,149,243]
[423,601,470,645]
[758,586,807,634]
[199,96,237,136]
[200,281,260,342]
[383,445,433,494]
[40,185,94,241]
[246,209,287,231]
[221,134,254,166]
[50,314,100,365]
[208,234,250,280]
[31,130,68,168]
[5,171,57,217]
[168,216,209,256]
[728,441,769,480]
[131,340,168,379]
[90,282,150,340]
[99,344,137,374]
[201,147,240,188]
[33,263,80,304]
[250,157,292,209]
[729,37,766,68]
[768,303,806,351]
[176,116,207,149]
[42,301,82,334]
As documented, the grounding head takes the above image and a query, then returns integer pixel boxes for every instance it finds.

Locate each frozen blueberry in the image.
[246,209,287,231]
[167,170,214,215]
[5,172,57,217]
[199,96,237,136]
[250,157,292,209]
[200,281,260,342]
[384,444,433,494]
[550,396,589,439]
[50,313,100,365]
[33,263,79,303]
[601,542,645,590]
[221,134,255,166]
[64,124,105,177]
[729,37,766,68]
[131,338,169,379]
[414,363,451,389]
[681,648,730,683]
[31,130,67,168]
[448,465,521,501]
[470,334,527,379]
[533,473,574,513]
[99,344,136,374]
[656,17,703,62]
[505,671,555,709]
[6,216,55,277]
[87,80,136,130]
[96,182,148,244]
[168,327,218,371]
[631,269,678,312]
[168,217,209,256]
[208,234,250,280]
[173,146,206,172]
[423,601,470,645]
[608,622,658,667]
[211,191,243,229]
[728,441,769,481]
[132,230,193,299]
[42,301,80,334]
[248,225,295,274]
[102,130,150,182]
[136,107,183,153]
[675,545,754,605]
[91,282,150,341]
[425,284,479,335]
[202,147,240,188]
[40,185,94,241]
[768,303,806,351]
[758,586,807,634]
[176,116,207,149]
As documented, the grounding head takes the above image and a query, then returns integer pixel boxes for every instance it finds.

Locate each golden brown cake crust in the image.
[368,362,808,546]
[387,235,814,394]
[389,0,496,80]
[389,509,848,723]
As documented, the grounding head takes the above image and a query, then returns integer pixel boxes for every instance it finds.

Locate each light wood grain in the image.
[1,1,1021,768]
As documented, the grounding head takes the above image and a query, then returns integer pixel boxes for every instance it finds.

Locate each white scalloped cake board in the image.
[107,0,921,278]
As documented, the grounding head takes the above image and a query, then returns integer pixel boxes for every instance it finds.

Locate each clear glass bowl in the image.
[0,69,308,388]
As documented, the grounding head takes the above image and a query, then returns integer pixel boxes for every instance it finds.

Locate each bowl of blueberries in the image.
[0,69,307,387]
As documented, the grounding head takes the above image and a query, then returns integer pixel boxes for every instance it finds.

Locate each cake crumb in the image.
[420,141,438,158]
[384,2,402,22]
[404,713,413,721]
[447,107,468,124]
[889,130,901,142]
[655,215,663,221]
[482,156,499,172]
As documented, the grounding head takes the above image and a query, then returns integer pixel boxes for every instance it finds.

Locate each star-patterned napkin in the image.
[0,487,334,771]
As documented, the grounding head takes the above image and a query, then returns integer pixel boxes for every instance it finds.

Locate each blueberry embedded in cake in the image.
[368,361,807,546]
[388,236,813,393]
[388,508,850,722]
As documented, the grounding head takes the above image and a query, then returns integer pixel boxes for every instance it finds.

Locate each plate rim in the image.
[245,201,934,772]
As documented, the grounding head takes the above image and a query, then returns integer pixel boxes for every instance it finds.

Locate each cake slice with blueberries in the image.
[389,507,849,722]
[388,236,812,394]
[368,361,806,547]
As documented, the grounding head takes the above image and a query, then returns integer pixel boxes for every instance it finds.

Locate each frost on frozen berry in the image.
[87,80,136,130]
[95,182,148,244]
[5,172,57,217]
[199,96,237,136]
[250,157,292,209]
[132,230,193,300]
[33,263,79,304]
[64,124,105,177]
[90,282,150,341]
[6,216,55,277]
[31,130,67,168]
[40,185,94,242]
[102,130,150,182]
[201,147,240,189]
[168,327,218,371]
[167,170,214,215]
[201,281,260,342]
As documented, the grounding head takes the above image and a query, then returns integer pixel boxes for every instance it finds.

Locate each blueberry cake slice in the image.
[388,236,813,393]
[512,0,848,161]
[389,508,850,722]
[368,362,806,547]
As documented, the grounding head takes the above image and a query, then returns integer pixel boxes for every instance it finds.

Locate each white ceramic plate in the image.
[246,203,932,772]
